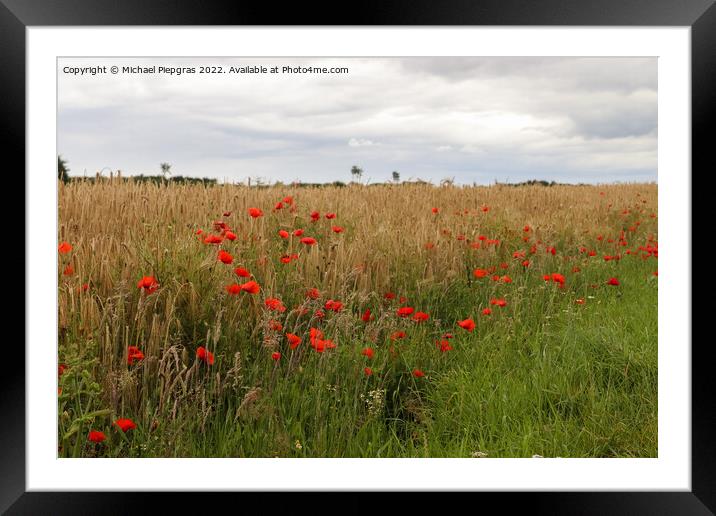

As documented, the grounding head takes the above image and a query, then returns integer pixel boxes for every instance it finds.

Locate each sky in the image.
[58,57,657,185]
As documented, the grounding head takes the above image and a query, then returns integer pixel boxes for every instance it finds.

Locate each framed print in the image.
[4,0,713,512]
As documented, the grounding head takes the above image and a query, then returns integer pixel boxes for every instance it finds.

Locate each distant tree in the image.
[58,155,69,183]
[160,162,172,180]
[440,177,455,187]
[350,165,363,182]
[392,171,400,183]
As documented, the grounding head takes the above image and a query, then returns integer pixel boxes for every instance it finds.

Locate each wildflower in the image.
[58,242,72,254]
[325,299,343,312]
[575,298,586,305]
[218,250,233,264]
[364,367,373,376]
[490,298,507,307]
[286,333,301,349]
[248,207,263,218]
[137,276,159,294]
[114,418,137,432]
[397,306,414,317]
[63,264,74,276]
[310,211,320,222]
[127,345,144,365]
[361,347,375,359]
[272,352,281,361]
[300,237,317,245]
[473,268,488,279]
[274,201,284,210]
[240,280,260,294]
[234,267,251,277]
[437,340,453,352]
[522,260,530,267]
[332,226,344,233]
[293,229,304,237]
[88,430,106,443]
[523,225,531,232]
[278,229,289,239]
[457,319,475,332]
[196,346,215,365]
[223,211,232,217]
[551,273,566,286]
[325,213,336,219]
[269,320,283,331]
[390,331,407,341]
[225,283,241,295]
[306,287,320,299]
[431,207,439,214]
[204,234,223,245]
[607,277,620,286]
[280,255,292,264]
[265,298,286,312]
[283,196,294,205]
[412,369,425,378]
[412,311,429,322]
[482,308,492,316]
[361,309,373,322]
[501,275,512,283]
[224,231,237,241]
[384,292,396,300]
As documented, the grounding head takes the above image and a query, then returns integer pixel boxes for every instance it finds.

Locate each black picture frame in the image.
[4,0,712,513]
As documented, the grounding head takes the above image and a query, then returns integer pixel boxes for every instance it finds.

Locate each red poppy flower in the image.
[63,264,74,276]
[240,280,260,294]
[293,229,304,237]
[306,287,320,299]
[361,309,373,322]
[272,352,281,361]
[218,250,233,264]
[325,299,343,312]
[137,276,159,294]
[522,260,530,267]
[575,298,586,305]
[551,273,565,285]
[114,418,137,432]
[412,311,429,322]
[473,268,488,279]
[269,320,283,332]
[58,363,68,377]
[325,213,336,219]
[280,255,292,264]
[286,333,302,349]
[490,298,507,307]
[482,308,492,316]
[523,225,531,232]
[274,201,284,210]
[332,226,344,233]
[364,367,373,376]
[501,275,512,283]
[457,318,475,332]
[234,267,251,278]
[225,283,242,295]
[248,207,263,218]
[300,237,317,245]
[412,369,425,378]
[196,229,203,236]
[384,292,396,300]
[265,298,286,312]
[424,242,435,250]
[361,347,375,359]
[607,277,620,286]
[127,345,144,365]
[437,340,453,352]
[223,211,232,217]
[431,207,439,214]
[196,346,215,365]
[278,229,289,239]
[58,241,73,254]
[397,306,414,317]
[224,230,237,241]
[310,211,320,222]
[88,430,106,443]
[390,331,407,340]
[204,235,223,245]
[282,196,294,205]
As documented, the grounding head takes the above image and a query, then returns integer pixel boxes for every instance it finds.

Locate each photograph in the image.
[56,56,658,459]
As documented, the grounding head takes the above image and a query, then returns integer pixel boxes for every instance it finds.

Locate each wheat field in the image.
[57,180,658,457]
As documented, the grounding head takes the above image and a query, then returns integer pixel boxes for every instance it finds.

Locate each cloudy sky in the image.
[58,57,657,185]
